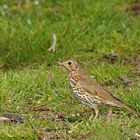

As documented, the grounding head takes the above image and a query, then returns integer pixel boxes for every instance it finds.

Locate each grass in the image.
[0,0,140,139]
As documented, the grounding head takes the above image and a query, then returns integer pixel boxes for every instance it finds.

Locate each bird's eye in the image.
[68,61,72,65]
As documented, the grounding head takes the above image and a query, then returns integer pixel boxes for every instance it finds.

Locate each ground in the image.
[0,0,140,139]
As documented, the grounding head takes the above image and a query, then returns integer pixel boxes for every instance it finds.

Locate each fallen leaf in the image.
[4,113,23,123]
[40,111,66,121]
[129,4,140,15]
[0,117,11,123]
[103,54,120,63]
[55,112,66,121]
[30,105,50,111]
[0,64,10,70]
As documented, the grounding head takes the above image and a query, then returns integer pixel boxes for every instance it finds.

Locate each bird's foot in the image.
[104,108,112,123]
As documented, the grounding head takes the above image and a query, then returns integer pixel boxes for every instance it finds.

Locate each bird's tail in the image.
[121,104,137,115]
[115,101,138,116]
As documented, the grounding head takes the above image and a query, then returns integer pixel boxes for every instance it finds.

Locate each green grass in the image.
[0,0,140,139]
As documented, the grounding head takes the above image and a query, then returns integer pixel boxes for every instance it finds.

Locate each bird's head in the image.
[57,60,79,72]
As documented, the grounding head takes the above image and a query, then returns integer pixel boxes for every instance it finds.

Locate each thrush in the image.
[57,60,137,118]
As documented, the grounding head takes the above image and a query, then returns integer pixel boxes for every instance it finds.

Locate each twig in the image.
[48,34,57,53]
[135,133,140,138]
[0,117,11,123]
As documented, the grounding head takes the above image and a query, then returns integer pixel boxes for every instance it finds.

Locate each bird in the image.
[57,60,137,118]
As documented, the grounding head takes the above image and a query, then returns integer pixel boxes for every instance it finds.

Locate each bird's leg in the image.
[104,107,112,122]
[94,107,99,119]
[89,107,99,120]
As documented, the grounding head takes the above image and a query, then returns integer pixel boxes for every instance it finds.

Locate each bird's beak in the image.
[57,62,64,65]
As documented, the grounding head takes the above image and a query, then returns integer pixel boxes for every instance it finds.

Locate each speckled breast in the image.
[69,78,98,107]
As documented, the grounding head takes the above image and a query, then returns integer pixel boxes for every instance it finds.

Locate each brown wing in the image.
[79,74,122,105]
